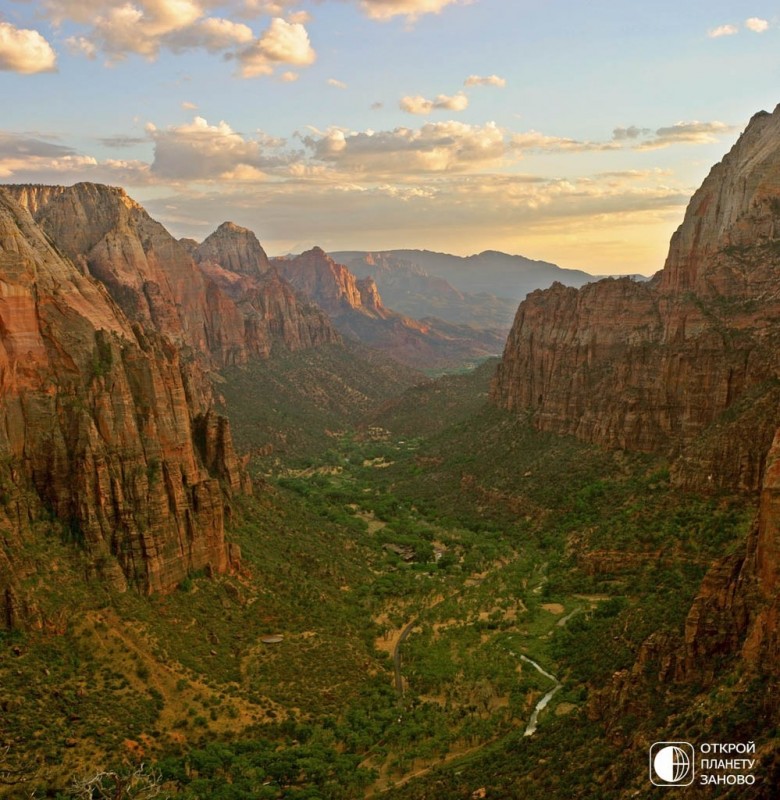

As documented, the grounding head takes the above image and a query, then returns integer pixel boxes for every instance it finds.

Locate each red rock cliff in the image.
[0,188,240,608]
[492,106,780,691]
[491,107,780,494]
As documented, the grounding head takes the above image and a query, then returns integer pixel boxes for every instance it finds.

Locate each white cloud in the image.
[328,78,348,89]
[464,74,506,88]
[167,17,255,53]
[400,91,469,114]
[303,120,506,175]
[0,21,58,74]
[280,70,299,81]
[359,0,462,21]
[147,115,289,180]
[181,100,198,110]
[745,17,769,33]
[511,130,619,153]
[708,24,738,38]
[637,120,734,150]
[237,17,315,77]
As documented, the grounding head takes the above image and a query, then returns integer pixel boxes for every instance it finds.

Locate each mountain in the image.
[330,251,519,328]
[331,248,599,305]
[0,188,244,613]
[492,107,780,697]
[272,247,506,371]
[194,220,271,278]
[7,184,338,367]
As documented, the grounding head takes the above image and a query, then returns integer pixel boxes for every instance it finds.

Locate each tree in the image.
[69,764,166,800]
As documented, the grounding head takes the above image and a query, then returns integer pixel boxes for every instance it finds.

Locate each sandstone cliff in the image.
[6,185,338,368]
[0,188,241,614]
[492,107,780,494]
[491,107,780,715]
[274,247,505,371]
[194,221,270,278]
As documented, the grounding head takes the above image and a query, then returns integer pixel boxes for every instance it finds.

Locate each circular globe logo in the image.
[650,742,695,786]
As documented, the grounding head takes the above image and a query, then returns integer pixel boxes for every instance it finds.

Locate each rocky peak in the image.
[0,188,241,605]
[660,105,780,294]
[195,221,270,278]
[273,247,384,318]
[492,105,780,492]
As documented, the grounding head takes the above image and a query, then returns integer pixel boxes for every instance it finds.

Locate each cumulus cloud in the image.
[147,115,289,180]
[328,78,348,88]
[236,17,315,77]
[636,120,734,150]
[49,1,314,76]
[0,21,58,74]
[745,17,769,33]
[464,74,506,88]
[359,0,462,21]
[303,120,506,175]
[400,91,469,114]
[167,17,255,53]
[708,23,738,38]
[280,70,299,81]
[181,100,198,109]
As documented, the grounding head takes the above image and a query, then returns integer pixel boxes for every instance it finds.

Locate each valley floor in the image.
[1,357,775,799]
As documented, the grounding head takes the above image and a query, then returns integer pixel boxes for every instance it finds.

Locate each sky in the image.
[0,1,778,275]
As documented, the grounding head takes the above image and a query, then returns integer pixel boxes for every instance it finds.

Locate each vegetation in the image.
[0,353,770,798]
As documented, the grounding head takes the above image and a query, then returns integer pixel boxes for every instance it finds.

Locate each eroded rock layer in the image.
[0,188,239,604]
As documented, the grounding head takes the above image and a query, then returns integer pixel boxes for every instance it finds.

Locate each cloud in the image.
[400,91,469,114]
[147,115,289,180]
[0,132,148,182]
[464,74,506,88]
[745,17,769,33]
[280,70,299,81]
[181,100,198,110]
[0,21,58,74]
[98,135,148,148]
[167,17,255,53]
[236,17,315,77]
[707,24,738,38]
[303,120,506,175]
[51,1,311,75]
[328,78,348,89]
[612,126,651,140]
[511,130,620,153]
[636,120,734,150]
[359,0,462,21]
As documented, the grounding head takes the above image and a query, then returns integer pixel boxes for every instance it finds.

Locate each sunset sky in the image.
[1,0,778,274]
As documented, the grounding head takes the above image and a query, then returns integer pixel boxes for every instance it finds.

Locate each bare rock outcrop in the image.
[492,106,780,494]
[0,188,238,605]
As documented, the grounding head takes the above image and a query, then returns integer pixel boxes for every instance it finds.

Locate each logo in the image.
[650,742,695,786]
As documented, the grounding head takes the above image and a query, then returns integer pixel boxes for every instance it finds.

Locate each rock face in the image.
[0,188,240,609]
[274,247,505,371]
[194,221,270,278]
[491,107,780,494]
[6,185,338,367]
[193,232,340,356]
[492,106,780,689]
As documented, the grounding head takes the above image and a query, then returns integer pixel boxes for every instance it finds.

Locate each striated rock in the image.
[274,247,376,317]
[0,188,238,601]
[7,183,250,367]
[274,247,505,371]
[492,107,780,727]
[194,221,270,278]
[492,105,780,494]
